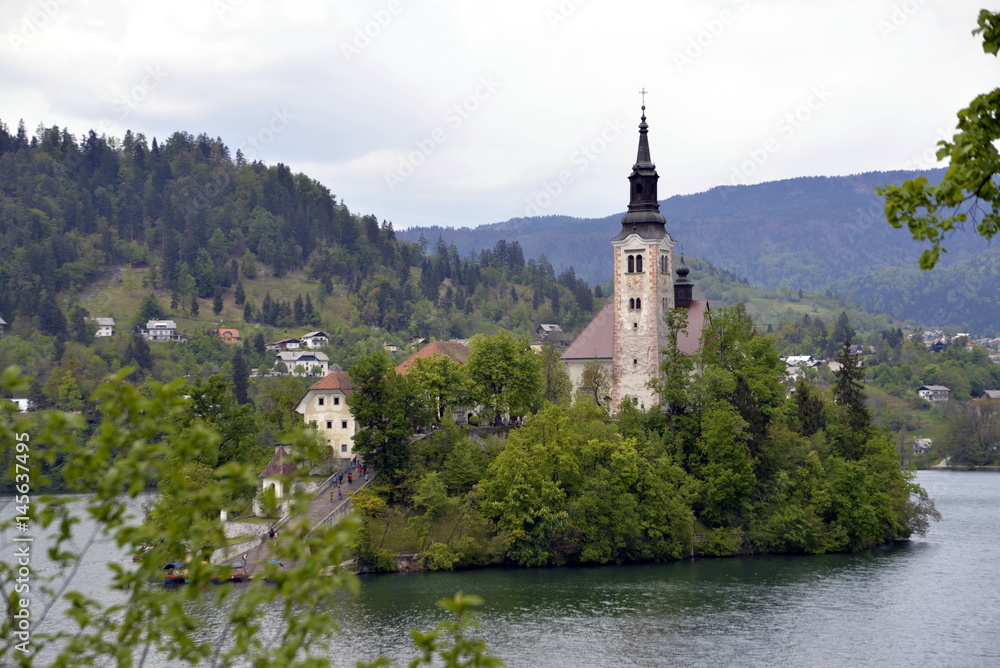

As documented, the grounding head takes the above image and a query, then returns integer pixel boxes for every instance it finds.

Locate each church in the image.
[561,104,708,413]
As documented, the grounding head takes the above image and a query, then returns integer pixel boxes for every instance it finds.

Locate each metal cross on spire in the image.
[638,87,648,105]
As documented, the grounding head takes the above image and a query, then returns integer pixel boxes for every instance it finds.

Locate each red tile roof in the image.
[396,341,471,374]
[259,446,298,478]
[561,304,614,360]
[307,370,352,393]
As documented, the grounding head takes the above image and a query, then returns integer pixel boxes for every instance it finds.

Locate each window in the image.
[636,183,643,194]
[627,255,635,273]
[326,421,333,429]
[341,444,348,453]
[633,359,638,365]
[341,420,348,429]
[629,298,635,309]
[635,298,641,309]
[318,397,324,406]
[333,397,340,405]
[636,255,643,272]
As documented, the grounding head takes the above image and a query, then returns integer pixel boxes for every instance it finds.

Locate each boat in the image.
[211,554,249,584]
[163,562,187,585]
[263,560,284,584]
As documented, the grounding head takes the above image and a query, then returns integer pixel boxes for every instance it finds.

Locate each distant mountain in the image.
[398,170,981,292]
[833,247,1000,334]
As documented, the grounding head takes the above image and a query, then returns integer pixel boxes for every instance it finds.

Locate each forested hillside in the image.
[0,120,598,347]
[398,170,1000,332]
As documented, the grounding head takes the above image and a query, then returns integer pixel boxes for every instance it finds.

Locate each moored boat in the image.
[163,562,187,584]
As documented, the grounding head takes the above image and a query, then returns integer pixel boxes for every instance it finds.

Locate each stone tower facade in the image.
[611,106,676,412]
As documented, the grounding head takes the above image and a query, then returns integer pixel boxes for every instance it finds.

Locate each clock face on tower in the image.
[626,274,641,291]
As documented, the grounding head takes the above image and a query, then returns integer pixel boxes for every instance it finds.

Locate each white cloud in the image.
[0,0,995,228]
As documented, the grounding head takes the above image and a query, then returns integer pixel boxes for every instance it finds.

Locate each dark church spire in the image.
[616,101,666,239]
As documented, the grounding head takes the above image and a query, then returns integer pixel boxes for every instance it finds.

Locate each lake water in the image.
[5,470,999,667]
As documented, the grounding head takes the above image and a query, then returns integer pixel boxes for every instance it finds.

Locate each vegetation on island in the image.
[348,305,939,572]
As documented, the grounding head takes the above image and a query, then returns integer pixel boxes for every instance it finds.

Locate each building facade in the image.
[295,371,357,458]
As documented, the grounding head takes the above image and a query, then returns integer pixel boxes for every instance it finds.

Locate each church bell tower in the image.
[611,103,676,412]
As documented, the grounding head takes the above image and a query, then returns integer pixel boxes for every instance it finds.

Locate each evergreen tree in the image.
[234,280,245,305]
[794,378,826,437]
[213,289,224,316]
[832,338,871,458]
[243,301,254,322]
[232,346,251,405]
[126,332,154,373]
[190,294,200,316]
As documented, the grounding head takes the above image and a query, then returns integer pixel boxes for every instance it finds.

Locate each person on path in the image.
[329,491,334,504]
[364,472,369,482]
[337,487,343,500]
[348,473,353,484]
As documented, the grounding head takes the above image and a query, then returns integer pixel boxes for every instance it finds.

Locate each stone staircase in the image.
[241,468,374,577]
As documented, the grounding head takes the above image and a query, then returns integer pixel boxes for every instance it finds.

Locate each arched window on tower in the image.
[629,298,635,309]
[636,255,643,272]
[636,184,643,194]
[635,298,642,309]
[627,255,635,273]
[660,255,668,273]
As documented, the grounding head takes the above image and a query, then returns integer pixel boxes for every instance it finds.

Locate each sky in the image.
[1,0,997,230]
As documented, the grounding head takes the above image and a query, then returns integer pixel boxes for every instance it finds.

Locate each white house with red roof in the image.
[295,371,357,458]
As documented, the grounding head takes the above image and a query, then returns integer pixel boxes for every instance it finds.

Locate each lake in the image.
[5,470,999,666]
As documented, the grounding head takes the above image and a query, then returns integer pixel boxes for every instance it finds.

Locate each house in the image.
[144,320,180,342]
[300,331,329,349]
[254,445,299,516]
[979,390,1000,400]
[275,350,329,377]
[783,355,815,366]
[536,324,563,337]
[0,315,7,335]
[295,371,356,458]
[395,340,471,374]
[383,342,399,353]
[216,328,241,344]
[265,338,301,351]
[918,385,951,403]
[93,317,115,337]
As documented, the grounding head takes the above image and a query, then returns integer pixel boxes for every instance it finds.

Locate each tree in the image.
[655,307,695,427]
[407,353,468,423]
[878,10,1000,268]
[234,280,246,305]
[832,338,872,458]
[125,331,154,373]
[190,294,200,316]
[538,342,572,406]
[466,331,541,425]
[232,346,251,405]
[213,289,224,316]
[0,367,499,667]
[348,352,431,492]
[576,358,612,409]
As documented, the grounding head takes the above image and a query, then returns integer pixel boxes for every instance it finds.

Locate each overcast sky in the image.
[2,0,997,230]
